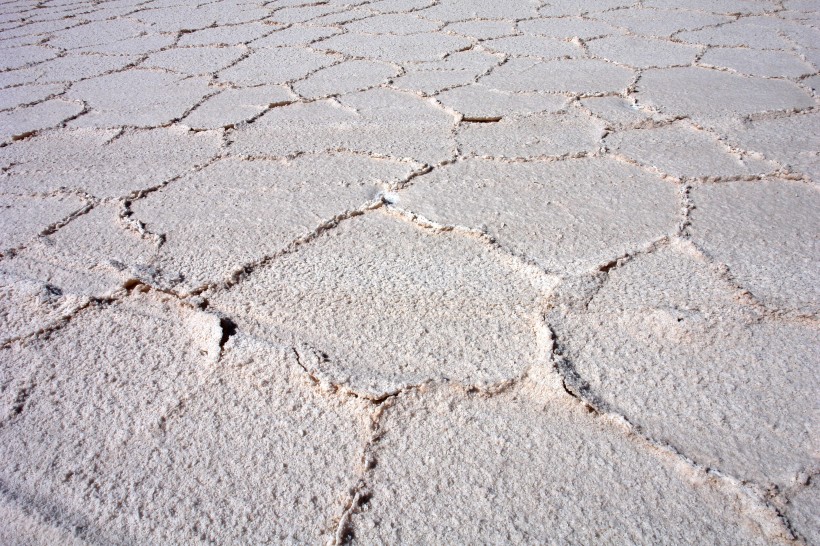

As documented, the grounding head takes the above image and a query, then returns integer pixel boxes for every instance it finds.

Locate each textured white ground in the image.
[0,0,818,544]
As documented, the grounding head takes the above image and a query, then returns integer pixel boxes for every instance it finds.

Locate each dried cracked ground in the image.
[0,0,818,543]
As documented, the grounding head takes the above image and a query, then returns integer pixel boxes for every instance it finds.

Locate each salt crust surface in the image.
[0,0,817,543]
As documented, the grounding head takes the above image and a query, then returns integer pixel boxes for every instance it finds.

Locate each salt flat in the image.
[0,0,818,543]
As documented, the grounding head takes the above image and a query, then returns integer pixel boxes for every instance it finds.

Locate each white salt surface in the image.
[0,0,818,543]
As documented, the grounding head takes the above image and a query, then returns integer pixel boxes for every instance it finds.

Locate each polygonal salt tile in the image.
[580,96,656,127]
[0,291,221,536]
[132,155,420,292]
[689,180,820,314]
[209,210,557,398]
[177,22,274,46]
[445,20,516,40]
[797,47,820,71]
[367,0,434,13]
[481,58,634,94]
[0,83,62,110]
[0,193,87,251]
[392,70,477,95]
[315,32,472,63]
[538,0,633,16]
[804,75,820,95]
[780,10,820,25]
[344,13,440,34]
[47,18,149,49]
[418,0,541,21]
[606,122,777,179]
[700,48,815,79]
[592,8,732,37]
[66,70,212,128]
[349,381,775,544]
[306,9,373,26]
[0,127,221,198]
[293,60,399,99]
[480,35,583,59]
[142,46,247,75]
[0,44,57,70]
[0,19,79,43]
[217,47,335,86]
[134,3,270,32]
[250,25,339,48]
[0,274,89,345]
[182,85,294,129]
[518,17,622,39]
[635,67,814,126]
[1,329,374,543]
[772,19,820,51]
[549,242,819,488]
[782,480,820,545]
[270,0,332,8]
[587,35,699,69]
[0,69,36,90]
[0,34,41,49]
[643,0,777,14]
[457,110,605,159]
[0,99,82,141]
[396,157,679,274]
[75,33,176,55]
[74,3,139,21]
[7,54,139,85]
[437,85,568,120]
[410,49,499,72]
[0,288,221,421]
[716,113,820,181]
[231,88,457,164]
[676,17,795,49]
[0,204,160,299]
[117,334,373,543]
[268,4,343,24]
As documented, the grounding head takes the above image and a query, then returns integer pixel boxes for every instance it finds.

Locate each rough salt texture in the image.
[782,479,820,546]
[0,100,83,142]
[395,157,679,274]
[0,193,87,251]
[0,204,158,301]
[0,0,818,543]
[181,85,295,129]
[437,85,567,119]
[209,211,557,397]
[457,109,606,159]
[0,292,373,543]
[481,58,635,94]
[0,274,89,345]
[635,67,815,127]
[231,89,457,164]
[132,155,420,292]
[65,70,213,128]
[0,127,222,198]
[714,113,820,181]
[606,121,777,179]
[586,35,700,69]
[349,379,774,544]
[689,180,820,314]
[550,243,819,489]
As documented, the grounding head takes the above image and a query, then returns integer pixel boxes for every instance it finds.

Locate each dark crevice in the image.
[11,384,34,417]
[218,317,237,349]
[462,116,502,123]
[598,258,620,273]
[11,130,36,141]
